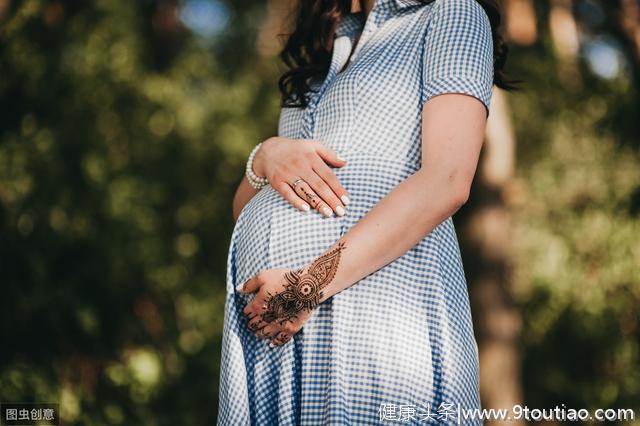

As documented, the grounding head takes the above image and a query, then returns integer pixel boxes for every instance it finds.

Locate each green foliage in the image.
[0,0,279,424]
[507,27,640,415]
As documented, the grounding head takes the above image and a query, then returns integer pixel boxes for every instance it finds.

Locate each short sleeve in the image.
[421,0,494,114]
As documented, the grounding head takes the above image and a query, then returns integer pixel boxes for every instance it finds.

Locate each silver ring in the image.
[291,178,304,189]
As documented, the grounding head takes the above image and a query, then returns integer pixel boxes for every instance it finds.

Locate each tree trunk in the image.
[458,88,524,425]
[549,0,581,88]
[505,0,538,45]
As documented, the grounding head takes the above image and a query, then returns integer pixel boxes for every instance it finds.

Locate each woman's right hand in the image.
[252,136,350,217]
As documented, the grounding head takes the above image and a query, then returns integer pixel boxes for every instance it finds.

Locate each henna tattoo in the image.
[262,241,346,326]
[271,332,291,346]
[277,332,291,343]
[299,186,319,207]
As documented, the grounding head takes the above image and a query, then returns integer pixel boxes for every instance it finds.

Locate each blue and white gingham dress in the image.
[218,0,494,424]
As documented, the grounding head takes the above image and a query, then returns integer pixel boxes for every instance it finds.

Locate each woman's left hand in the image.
[239,267,319,347]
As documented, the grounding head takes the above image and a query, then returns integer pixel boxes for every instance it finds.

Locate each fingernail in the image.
[235,282,245,293]
[335,205,345,216]
[269,342,276,348]
[337,156,347,162]
[321,206,333,217]
[300,203,310,212]
[341,195,350,206]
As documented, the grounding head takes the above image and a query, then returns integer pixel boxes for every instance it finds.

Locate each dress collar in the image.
[368,0,429,12]
[378,0,431,12]
[392,0,430,10]
[335,0,428,37]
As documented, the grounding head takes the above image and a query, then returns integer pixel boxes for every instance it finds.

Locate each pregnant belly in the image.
[231,153,422,276]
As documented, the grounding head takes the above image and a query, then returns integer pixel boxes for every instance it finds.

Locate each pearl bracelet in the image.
[245,142,269,190]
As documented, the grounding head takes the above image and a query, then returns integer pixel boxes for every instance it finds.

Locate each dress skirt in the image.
[216,153,482,425]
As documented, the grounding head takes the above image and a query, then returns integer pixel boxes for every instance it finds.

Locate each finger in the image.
[257,324,278,340]
[247,316,266,332]
[270,331,292,347]
[274,180,311,213]
[243,293,267,317]
[300,171,345,217]
[242,272,264,294]
[293,180,333,218]
[314,143,347,167]
[237,275,256,294]
[311,158,350,207]
[291,179,321,210]
[243,292,269,320]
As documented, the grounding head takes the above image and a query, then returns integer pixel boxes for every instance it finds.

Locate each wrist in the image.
[246,142,269,190]
[303,240,348,305]
[253,138,271,178]
[292,263,335,307]
[317,271,347,304]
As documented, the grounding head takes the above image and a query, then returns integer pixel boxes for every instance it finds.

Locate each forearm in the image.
[232,176,259,222]
[312,167,470,304]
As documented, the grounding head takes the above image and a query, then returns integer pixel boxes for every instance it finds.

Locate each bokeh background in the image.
[1,0,639,424]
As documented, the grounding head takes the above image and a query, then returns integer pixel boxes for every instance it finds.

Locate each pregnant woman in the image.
[218,0,514,423]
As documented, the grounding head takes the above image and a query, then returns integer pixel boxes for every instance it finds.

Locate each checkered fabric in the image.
[217,0,494,424]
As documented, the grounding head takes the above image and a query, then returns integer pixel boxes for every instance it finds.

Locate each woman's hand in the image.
[253,137,350,217]
[239,242,346,347]
[239,268,316,347]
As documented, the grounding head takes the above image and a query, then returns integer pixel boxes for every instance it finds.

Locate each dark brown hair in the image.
[277,0,517,108]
